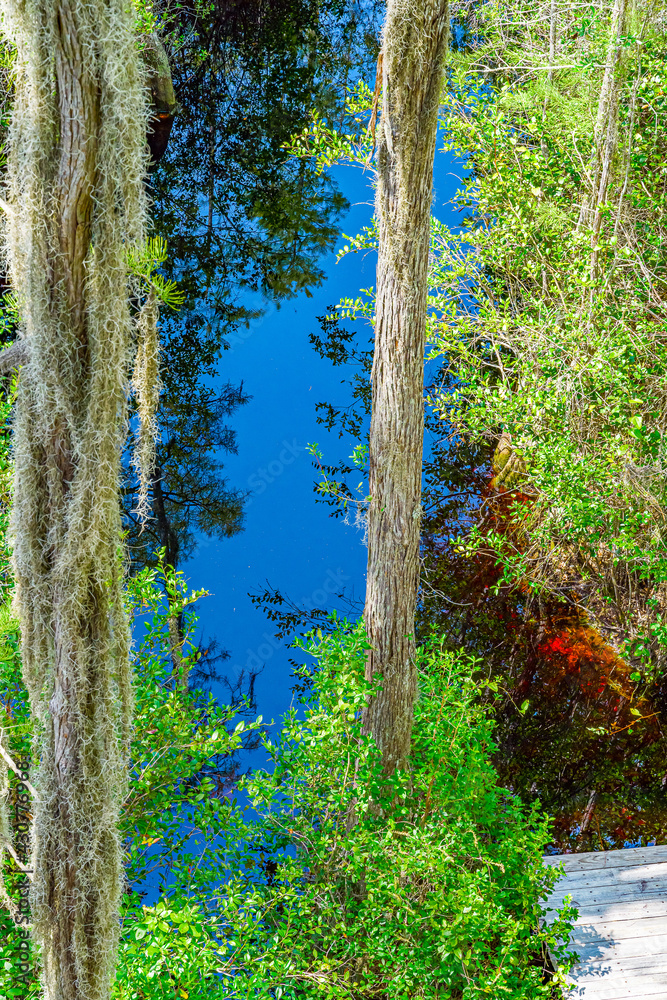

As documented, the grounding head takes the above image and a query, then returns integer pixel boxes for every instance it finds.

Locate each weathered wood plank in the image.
[577,956,667,978]
[574,968,667,987]
[568,929,667,961]
[571,975,667,994]
[543,846,667,872]
[569,982,667,999]
[545,860,667,893]
[543,846,667,998]
[546,878,667,908]
[568,972,667,999]
[567,932,667,967]
[564,959,667,997]
[550,897,667,924]
[566,914,667,941]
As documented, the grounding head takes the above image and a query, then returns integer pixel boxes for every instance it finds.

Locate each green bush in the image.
[215,623,577,999]
[0,561,261,1000]
[0,468,576,998]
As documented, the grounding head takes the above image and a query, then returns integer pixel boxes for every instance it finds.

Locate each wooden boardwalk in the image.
[543,845,667,998]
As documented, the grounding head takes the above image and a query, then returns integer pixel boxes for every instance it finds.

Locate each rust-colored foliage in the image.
[420,432,667,852]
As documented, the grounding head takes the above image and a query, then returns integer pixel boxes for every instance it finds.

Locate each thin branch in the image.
[0,741,39,800]
[0,339,28,375]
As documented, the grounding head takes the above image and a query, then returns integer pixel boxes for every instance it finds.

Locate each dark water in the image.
[421,433,667,852]
[145,0,667,851]
[133,0,382,730]
[185,162,374,737]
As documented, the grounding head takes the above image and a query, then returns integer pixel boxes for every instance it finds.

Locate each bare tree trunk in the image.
[151,467,188,687]
[577,0,628,236]
[363,0,450,773]
[548,0,556,72]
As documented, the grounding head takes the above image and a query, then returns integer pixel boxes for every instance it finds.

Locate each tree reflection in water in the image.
[420,413,667,853]
[124,0,381,573]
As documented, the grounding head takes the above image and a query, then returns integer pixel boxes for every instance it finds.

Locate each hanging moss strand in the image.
[0,0,150,995]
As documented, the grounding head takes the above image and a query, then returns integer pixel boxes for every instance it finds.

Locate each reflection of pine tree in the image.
[124,0,381,576]
[123,379,250,689]
[122,1,381,700]
[124,380,250,572]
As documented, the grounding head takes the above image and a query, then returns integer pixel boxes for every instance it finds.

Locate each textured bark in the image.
[142,33,178,165]
[363,0,450,773]
[577,0,628,236]
[151,466,188,687]
[0,339,28,374]
[46,9,100,997]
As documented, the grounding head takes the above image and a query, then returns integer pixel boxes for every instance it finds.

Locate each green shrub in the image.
[0,482,575,998]
[216,623,577,999]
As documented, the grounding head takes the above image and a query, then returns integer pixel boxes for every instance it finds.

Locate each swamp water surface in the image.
[148,0,667,856]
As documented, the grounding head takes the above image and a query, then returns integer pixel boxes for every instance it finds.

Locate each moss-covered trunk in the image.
[0,0,148,996]
[363,0,450,773]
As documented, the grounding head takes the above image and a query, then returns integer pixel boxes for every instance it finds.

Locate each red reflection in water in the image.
[421,448,667,852]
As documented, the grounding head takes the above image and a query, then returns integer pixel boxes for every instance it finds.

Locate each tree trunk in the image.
[363,0,450,773]
[151,467,188,687]
[578,0,628,236]
[0,0,149,995]
[143,32,178,166]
